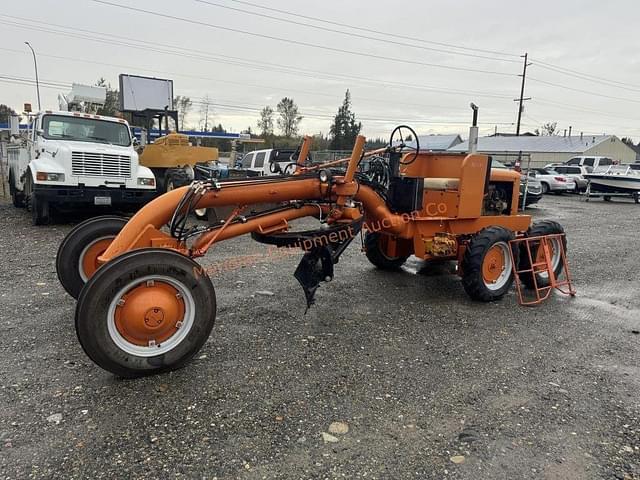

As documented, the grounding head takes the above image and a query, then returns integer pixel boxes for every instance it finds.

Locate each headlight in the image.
[138,177,155,186]
[36,172,65,182]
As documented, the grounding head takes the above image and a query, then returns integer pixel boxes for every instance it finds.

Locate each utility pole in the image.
[514,52,531,136]
[24,42,41,111]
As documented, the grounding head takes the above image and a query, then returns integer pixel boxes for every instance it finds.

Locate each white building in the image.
[448,134,637,167]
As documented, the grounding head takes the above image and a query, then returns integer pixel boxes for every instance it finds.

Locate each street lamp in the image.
[24,41,41,111]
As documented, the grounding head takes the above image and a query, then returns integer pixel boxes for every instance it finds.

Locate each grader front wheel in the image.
[75,249,217,378]
[56,215,128,299]
[461,226,517,302]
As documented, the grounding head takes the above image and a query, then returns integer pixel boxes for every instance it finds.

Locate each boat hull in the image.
[586,175,640,193]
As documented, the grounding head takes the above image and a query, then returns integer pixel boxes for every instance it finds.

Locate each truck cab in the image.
[564,156,614,171]
[8,111,157,224]
[238,148,301,176]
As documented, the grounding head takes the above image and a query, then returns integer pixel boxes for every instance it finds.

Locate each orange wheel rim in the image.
[482,244,507,284]
[114,281,186,347]
[81,238,113,280]
[534,241,555,272]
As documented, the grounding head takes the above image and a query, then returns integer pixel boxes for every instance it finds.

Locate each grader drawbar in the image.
[56,125,574,377]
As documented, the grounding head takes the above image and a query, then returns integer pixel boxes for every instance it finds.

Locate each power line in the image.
[89,0,516,77]
[0,47,499,114]
[194,0,521,64]
[2,73,516,126]
[223,0,520,58]
[528,76,640,105]
[531,58,640,91]
[534,97,640,123]
[0,16,515,100]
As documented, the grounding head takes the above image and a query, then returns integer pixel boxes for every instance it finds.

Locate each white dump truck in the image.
[8,84,157,224]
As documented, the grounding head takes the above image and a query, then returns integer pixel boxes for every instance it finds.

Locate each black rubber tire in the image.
[461,226,517,302]
[603,195,611,202]
[75,249,217,378]
[541,182,549,194]
[164,169,190,193]
[364,232,409,270]
[56,216,128,299]
[9,170,25,208]
[518,220,566,289]
[24,174,50,225]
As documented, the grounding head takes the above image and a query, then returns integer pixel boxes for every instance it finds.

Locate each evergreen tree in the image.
[329,89,362,150]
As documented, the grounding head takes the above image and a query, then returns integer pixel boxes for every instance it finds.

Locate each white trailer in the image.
[8,109,157,225]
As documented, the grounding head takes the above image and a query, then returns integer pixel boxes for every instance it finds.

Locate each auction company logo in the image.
[193,202,448,278]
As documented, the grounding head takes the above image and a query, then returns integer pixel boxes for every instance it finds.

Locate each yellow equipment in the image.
[139,133,218,168]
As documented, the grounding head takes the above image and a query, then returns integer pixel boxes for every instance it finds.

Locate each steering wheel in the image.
[388,125,420,165]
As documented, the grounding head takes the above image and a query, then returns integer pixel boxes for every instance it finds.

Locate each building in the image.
[406,134,463,152]
[448,134,637,167]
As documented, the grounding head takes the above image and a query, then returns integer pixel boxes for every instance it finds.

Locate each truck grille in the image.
[71,151,131,178]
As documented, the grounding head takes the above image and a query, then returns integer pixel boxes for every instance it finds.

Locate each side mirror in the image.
[133,137,140,147]
[36,129,44,136]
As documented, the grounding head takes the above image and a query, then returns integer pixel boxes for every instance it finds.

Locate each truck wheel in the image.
[56,216,128,299]
[9,170,25,208]
[164,169,190,193]
[461,226,517,302]
[518,221,566,289]
[24,174,50,225]
[75,249,216,378]
[364,232,408,270]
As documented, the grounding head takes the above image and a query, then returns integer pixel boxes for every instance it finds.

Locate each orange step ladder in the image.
[509,233,576,306]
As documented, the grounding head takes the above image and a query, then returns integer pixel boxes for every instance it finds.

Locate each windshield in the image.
[42,115,131,146]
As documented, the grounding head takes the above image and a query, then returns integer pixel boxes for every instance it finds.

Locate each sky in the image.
[1,0,639,141]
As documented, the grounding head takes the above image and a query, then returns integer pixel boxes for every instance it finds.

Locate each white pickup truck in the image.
[238,148,303,176]
[8,110,157,224]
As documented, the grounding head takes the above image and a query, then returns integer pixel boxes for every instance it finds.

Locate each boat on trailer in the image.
[584,165,640,203]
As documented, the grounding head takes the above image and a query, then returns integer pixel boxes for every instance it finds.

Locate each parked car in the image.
[527,168,577,193]
[544,164,590,192]
[520,174,543,207]
[490,158,542,207]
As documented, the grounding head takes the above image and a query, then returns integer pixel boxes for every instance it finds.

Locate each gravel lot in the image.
[0,194,638,479]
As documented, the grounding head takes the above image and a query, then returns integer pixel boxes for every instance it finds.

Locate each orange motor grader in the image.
[56,125,568,377]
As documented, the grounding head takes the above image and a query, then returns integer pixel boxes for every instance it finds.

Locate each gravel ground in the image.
[0,194,638,480]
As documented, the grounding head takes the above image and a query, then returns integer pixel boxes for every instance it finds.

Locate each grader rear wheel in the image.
[461,226,517,302]
[364,232,409,270]
[56,216,128,299]
[75,249,216,378]
[518,220,566,289]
